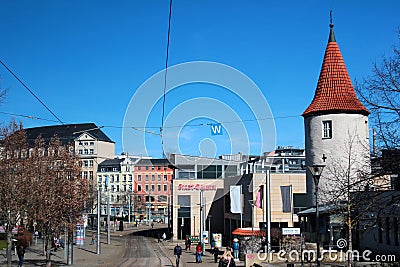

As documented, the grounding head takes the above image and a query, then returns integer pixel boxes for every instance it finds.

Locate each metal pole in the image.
[107,188,110,245]
[266,170,271,252]
[97,190,101,254]
[240,185,243,228]
[251,202,254,253]
[199,190,203,240]
[316,178,320,267]
[128,194,131,224]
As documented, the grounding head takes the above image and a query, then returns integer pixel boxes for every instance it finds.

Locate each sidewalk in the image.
[159,239,245,267]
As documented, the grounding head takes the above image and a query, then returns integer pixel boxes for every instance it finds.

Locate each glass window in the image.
[84,149,88,154]
[90,142,94,146]
[116,175,119,182]
[123,174,126,181]
[145,184,149,191]
[98,175,102,182]
[138,185,142,191]
[78,149,83,155]
[89,160,93,167]
[323,120,332,139]
[151,184,155,191]
[157,184,161,191]
[137,166,141,170]
[137,175,141,181]
[163,184,167,191]
[128,174,132,181]
[83,172,88,179]
[89,171,93,180]
[146,166,149,170]
[158,175,161,181]
[89,149,94,154]
[158,166,161,170]
[164,166,167,170]
[164,175,168,181]
[145,175,149,181]
[84,160,88,167]
[152,175,155,181]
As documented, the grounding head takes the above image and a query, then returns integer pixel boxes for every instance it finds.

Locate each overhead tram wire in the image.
[0,59,65,126]
[160,0,173,159]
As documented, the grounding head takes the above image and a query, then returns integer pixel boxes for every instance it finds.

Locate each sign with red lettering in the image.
[177,184,217,191]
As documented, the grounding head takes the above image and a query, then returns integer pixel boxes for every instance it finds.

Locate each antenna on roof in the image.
[330,10,333,28]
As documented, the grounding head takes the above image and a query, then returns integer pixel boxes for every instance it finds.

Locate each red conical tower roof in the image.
[302,24,369,117]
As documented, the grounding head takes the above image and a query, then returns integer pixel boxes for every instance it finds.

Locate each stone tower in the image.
[303,22,370,207]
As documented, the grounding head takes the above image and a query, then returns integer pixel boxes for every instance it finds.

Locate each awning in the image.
[232,227,266,236]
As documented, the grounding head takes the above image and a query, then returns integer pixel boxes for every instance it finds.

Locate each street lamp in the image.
[307,164,325,267]
[249,200,255,253]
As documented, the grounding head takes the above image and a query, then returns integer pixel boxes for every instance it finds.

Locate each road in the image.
[118,235,172,267]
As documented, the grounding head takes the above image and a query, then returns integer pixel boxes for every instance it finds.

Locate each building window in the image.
[151,184,155,191]
[123,174,126,182]
[163,184,167,191]
[323,120,332,139]
[89,171,93,180]
[146,166,149,170]
[164,175,168,181]
[78,149,83,155]
[83,172,88,179]
[138,185,142,191]
[137,166,141,170]
[158,166,161,170]
[152,166,155,170]
[116,175,119,182]
[113,167,118,171]
[158,175,161,181]
[152,175,155,181]
[89,160,93,167]
[110,175,114,183]
[98,175,102,182]
[157,184,161,191]
[137,175,141,181]
[90,142,94,146]
[89,149,94,154]
[128,174,132,181]
[145,184,149,191]
[84,160,88,167]
[145,175,149,181]
[128,184,132,191]
[164,166,167,170]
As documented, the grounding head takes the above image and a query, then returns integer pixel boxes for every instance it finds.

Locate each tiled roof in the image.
[24,123,114,145]
[302,26,369,117]
[232,227,266,236]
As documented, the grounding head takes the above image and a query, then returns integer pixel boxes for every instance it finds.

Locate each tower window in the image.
[322,120,332,139]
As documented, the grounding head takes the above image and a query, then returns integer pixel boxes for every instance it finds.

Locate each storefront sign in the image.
[282,227,300,235]
[178,184,217,191]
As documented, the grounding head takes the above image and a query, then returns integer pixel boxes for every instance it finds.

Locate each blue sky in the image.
[0,0,399,157]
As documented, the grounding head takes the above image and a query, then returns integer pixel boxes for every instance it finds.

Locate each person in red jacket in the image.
[195,242,202,263]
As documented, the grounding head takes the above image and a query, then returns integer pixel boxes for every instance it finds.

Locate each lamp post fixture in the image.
[307,164,325,267]
[249,200,255,253]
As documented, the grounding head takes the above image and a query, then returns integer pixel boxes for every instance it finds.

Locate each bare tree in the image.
[356,30,400,150]
[320,132,384,267]
[27,134,89,267]
[0,120,29,267]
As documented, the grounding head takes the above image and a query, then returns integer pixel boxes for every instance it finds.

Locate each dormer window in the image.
[323,120,332,139]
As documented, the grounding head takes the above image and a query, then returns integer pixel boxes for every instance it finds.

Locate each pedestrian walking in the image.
[212,245,220,263]
[90,232,95,245]
[174,243,182,267]
[184,237,192,251]
[162,232,167,241]
[233,238,239,260]
[16,242,25,267]
[195,242,202,263]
